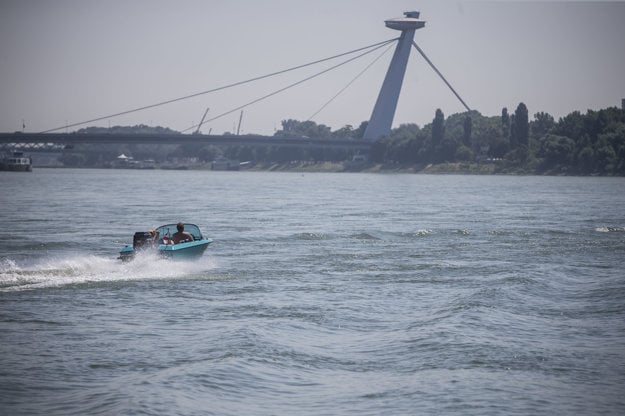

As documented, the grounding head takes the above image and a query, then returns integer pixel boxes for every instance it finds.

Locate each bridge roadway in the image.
[0,132,372,151]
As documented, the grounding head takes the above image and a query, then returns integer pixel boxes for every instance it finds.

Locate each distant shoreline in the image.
[28,160,622,176]
[237,161,557,175]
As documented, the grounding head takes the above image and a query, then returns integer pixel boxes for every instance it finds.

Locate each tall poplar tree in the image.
[432,108,445,145]
[501,107,510,139]
[514,103,529,147]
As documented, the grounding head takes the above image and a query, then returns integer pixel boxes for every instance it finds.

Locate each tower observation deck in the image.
[363,11,426,140]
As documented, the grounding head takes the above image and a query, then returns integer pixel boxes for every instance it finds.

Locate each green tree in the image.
[501,107,510,138]
[352,121,368,139]
[538,134,575,170]
[332,125,353,139]
[594,137,617,173]
[431,109,445,162]
[455,145,474,161]
[440,137,459,162]
[462,115,472,147]
[432,109,445,146]
[554,111,584,142]
[513,103,529,148]
[577,146,595,174]
[274,119,331,139]
[531,112,555,138]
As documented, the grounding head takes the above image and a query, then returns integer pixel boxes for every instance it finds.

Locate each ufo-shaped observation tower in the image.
[363,11,426,140]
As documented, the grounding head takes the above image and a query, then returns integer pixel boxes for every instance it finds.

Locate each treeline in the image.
[254,105,625,175]
[370,104,625,175]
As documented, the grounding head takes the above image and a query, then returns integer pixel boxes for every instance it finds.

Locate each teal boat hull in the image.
[119,238,212,261]
[158,239,212,259]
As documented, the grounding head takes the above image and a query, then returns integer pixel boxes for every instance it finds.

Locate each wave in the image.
[595,226,625,233]
[0,253,216,292]
[350,232,380,240]
[291,232,330,241]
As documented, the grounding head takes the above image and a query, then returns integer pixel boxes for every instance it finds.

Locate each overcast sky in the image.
[1,0,624,135]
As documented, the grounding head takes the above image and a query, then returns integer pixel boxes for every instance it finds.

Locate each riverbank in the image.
[26,160,620,176]
[243,160,608,176]
[243,160,501,174]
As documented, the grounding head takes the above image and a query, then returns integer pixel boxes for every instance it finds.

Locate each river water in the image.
[1,169,624,415]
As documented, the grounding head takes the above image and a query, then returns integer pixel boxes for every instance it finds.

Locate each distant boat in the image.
[211,157,240,171]
[1,151,32,172]
[119,223,212,261]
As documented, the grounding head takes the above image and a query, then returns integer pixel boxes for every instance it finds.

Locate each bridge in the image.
[0,132,372,152]
[2,11,468,158]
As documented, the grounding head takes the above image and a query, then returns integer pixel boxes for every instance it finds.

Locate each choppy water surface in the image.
[1,169,624,415]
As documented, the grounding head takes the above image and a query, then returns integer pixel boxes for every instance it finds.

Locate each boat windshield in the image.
[155,223,203,241]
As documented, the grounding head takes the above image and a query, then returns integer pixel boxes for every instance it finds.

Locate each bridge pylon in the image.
[363,11,425,140]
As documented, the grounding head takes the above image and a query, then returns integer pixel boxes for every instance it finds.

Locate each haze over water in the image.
[1,169,624,415]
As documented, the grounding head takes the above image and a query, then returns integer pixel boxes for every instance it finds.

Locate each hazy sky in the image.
[1,0,624,135]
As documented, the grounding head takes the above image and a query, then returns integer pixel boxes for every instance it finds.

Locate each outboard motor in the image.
[133,231,155,250]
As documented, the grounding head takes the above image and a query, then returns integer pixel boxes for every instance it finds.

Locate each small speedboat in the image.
[119,223,212,261]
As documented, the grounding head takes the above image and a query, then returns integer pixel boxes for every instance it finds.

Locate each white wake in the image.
[0,253,217,291]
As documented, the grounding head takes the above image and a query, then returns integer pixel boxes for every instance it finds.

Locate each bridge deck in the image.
[0,133,372,150]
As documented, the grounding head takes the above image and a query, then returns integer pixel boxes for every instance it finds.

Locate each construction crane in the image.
[193,107,210,135]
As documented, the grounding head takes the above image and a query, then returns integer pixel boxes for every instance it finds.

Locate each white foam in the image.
[414,229,433,236]
[0,253,216,291]
[595,226,625,233]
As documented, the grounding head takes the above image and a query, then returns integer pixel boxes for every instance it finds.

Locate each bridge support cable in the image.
[307,42,395,122]
[411,41,471,112]
[39,38,398,134]
[184,39,398,133]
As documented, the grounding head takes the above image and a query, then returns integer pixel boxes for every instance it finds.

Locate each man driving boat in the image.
[172,222,195,244]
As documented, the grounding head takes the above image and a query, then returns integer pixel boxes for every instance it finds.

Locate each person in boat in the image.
[172,222,195,244]
[149,230,159,246]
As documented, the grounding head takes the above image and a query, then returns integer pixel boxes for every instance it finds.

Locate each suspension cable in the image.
[182,39,398,133]
[412,41,471,112]
[307,42,395,122]
[40,38,399,134]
